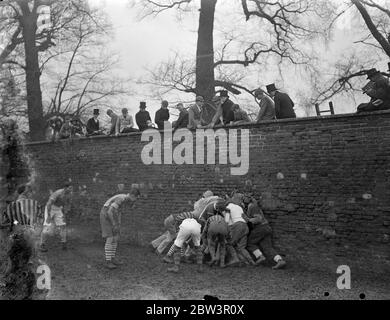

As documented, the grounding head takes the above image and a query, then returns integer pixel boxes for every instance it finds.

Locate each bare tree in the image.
[0,0,125,139]
[134,0,336,110]
[312,0,390,108]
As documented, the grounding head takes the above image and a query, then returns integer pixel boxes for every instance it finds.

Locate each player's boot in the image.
[39,244,48,252]
[111,257,124,266]
[167,265,179,273]
[168,251,181,273]
[272,259,286,270]
[163,255,173,263]
[105,261,117,270]
[255,255,266,265]
[225,246,240,267]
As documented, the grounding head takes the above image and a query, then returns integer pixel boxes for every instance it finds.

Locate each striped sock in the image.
[112,243,118,259]
[180,247,185,257]
[167,243,177,257]
[105,242,115,261]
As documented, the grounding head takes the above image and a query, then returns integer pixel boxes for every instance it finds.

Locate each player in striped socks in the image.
[163,200,227,263]
[100,188,140,269]
[162,211,195,263]
[167,218,204,273]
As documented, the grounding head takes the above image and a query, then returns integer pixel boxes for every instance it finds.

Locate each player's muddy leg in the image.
[39,226,50,252]
[195,245,204,273]
[111,235,123,266]
[168,249,181,273]
[225,245,240,267]
[59,225,67,250]
[219,241,226,268]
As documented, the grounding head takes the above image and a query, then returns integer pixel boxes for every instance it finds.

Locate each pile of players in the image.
[151,191,286,273]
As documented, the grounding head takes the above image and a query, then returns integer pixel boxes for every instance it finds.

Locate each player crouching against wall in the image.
[243,195,286,269]
[100,188,141,269]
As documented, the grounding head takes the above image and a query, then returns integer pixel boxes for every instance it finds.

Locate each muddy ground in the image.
[34,239,390,300]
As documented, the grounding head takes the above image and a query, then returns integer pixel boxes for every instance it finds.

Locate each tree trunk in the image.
[19,2,45,141]
[352,0,390,58]
[195,0,217,103]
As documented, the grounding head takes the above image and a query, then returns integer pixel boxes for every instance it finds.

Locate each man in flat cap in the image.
[266,84,296,119]
[188,96,206,129]
[254,88,276,122]
[155,100,170,130]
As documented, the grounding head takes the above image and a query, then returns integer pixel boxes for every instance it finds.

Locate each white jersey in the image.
[225,203,245,226]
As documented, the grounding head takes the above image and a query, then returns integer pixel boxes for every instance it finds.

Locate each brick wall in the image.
[23,111,390,275]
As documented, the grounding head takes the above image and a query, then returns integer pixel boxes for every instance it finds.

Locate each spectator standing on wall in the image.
[107,109,120,136]
[266,83,296,119]
[254,88,276,122]
[86,109,103,136]
[135,102,152,131]
[118,108,138,133]
[154,100,170,130]
[173,103,189,130]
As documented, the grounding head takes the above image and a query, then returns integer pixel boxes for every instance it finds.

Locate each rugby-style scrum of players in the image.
[1,183,286,273]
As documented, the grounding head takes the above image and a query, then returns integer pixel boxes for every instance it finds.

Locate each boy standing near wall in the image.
[40,182,73,252]
[100,188,140,269]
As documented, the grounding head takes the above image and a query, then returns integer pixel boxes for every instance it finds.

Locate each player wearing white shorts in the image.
[167,218,204,273]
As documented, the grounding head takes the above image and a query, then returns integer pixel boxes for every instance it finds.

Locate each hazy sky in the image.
[86,0,384,121]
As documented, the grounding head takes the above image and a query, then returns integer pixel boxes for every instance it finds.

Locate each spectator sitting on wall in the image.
[135,102,152,131]
[254,88,276,122]
[209,91,235,127]
[118,108,139,134]
[59,115,75,140]
[266,83,296,119]
[173,103,189,130]
[357,68,390,113]
[106,109,120,136]
[229,104,251,126]
[188,96,206,129]
[155,100,170,130]
[86,109,104,136]
[70,117,84,137]
[47,116,63,141]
